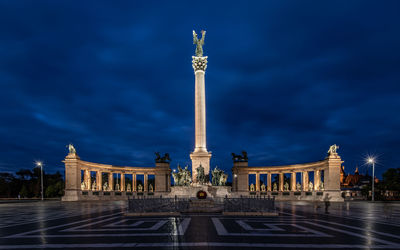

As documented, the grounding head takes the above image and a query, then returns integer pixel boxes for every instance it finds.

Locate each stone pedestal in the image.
[169,185,231,198]
[190,151,212,182]
[155,162,171,193]
[62,153,81,201]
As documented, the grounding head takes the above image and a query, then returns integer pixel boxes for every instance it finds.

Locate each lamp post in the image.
[367,158,375,202]
[35,161,44,201]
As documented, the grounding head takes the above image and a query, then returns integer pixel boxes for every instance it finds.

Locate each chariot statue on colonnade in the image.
[231,151,248,162]
[67,143,76,155]
[155,152,171,163]
[327,144,339,155]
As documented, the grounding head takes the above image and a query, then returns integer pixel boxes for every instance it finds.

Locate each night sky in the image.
[1,1,399,180]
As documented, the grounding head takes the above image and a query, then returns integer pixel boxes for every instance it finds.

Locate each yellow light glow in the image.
[35,161,42,167]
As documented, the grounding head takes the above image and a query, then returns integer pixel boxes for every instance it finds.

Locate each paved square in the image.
[0,201,399,249]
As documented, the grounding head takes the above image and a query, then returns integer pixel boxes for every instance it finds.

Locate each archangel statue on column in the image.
[193,30,206,57]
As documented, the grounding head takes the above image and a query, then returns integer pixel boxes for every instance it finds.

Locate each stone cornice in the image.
[234,159,329,173]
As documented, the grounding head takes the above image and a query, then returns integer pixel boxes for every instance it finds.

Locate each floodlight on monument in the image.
[35,161,42,167]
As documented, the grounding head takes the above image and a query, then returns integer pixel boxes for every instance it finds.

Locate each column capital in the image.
[192,56,208,72]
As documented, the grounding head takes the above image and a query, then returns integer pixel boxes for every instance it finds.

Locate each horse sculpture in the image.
[212,166,227,186]
[155,152,171,163]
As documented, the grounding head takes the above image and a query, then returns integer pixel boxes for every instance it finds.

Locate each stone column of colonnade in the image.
[121,173,125,191]
[84,169,91,190]
[132,174,136,192]
[144,174,148,192]
[291,172,296,191]
[279,173,284,191]
[302,171,309,191]
[96,171,102,190]
[315,170,321,191]
[267,173,271,191]
[256,173,260,191]
[82,169,87,190]
[108,173,113,191]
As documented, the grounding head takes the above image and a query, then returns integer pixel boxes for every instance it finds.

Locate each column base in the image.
[190,151,212,182]
[62,189,80,201]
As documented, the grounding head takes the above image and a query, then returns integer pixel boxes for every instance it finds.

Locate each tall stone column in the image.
[267,173,271,191]
[291,172,296,191]
[190,56,212,183]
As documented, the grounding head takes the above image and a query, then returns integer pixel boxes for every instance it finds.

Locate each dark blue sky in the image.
[0,1,399,180]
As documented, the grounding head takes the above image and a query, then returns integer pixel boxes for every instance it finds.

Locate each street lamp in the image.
[35,161,44,201]
[367,157,375,202]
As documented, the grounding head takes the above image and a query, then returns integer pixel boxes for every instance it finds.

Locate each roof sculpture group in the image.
[231,151,248,162]
[67,143,76,155]
[155,152,171,163]
[327,144,339,155]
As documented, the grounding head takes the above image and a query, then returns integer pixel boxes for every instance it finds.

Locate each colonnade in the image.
[63,153,171,201]
[232,151,343,197]
[81,169,153,192]
[250,170,323,192]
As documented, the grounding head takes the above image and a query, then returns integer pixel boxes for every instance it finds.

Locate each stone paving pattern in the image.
[0,201,399,249]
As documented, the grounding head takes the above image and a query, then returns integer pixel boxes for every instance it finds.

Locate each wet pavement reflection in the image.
[0,200,399,249]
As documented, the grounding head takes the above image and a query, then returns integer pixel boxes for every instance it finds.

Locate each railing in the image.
[127,196,275,213]
[127,196,190,213]
[223,196,275,212]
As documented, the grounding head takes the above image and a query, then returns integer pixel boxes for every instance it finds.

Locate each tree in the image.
[382,168,400,191]
[16,169,33,180]
[20,185,29,198]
